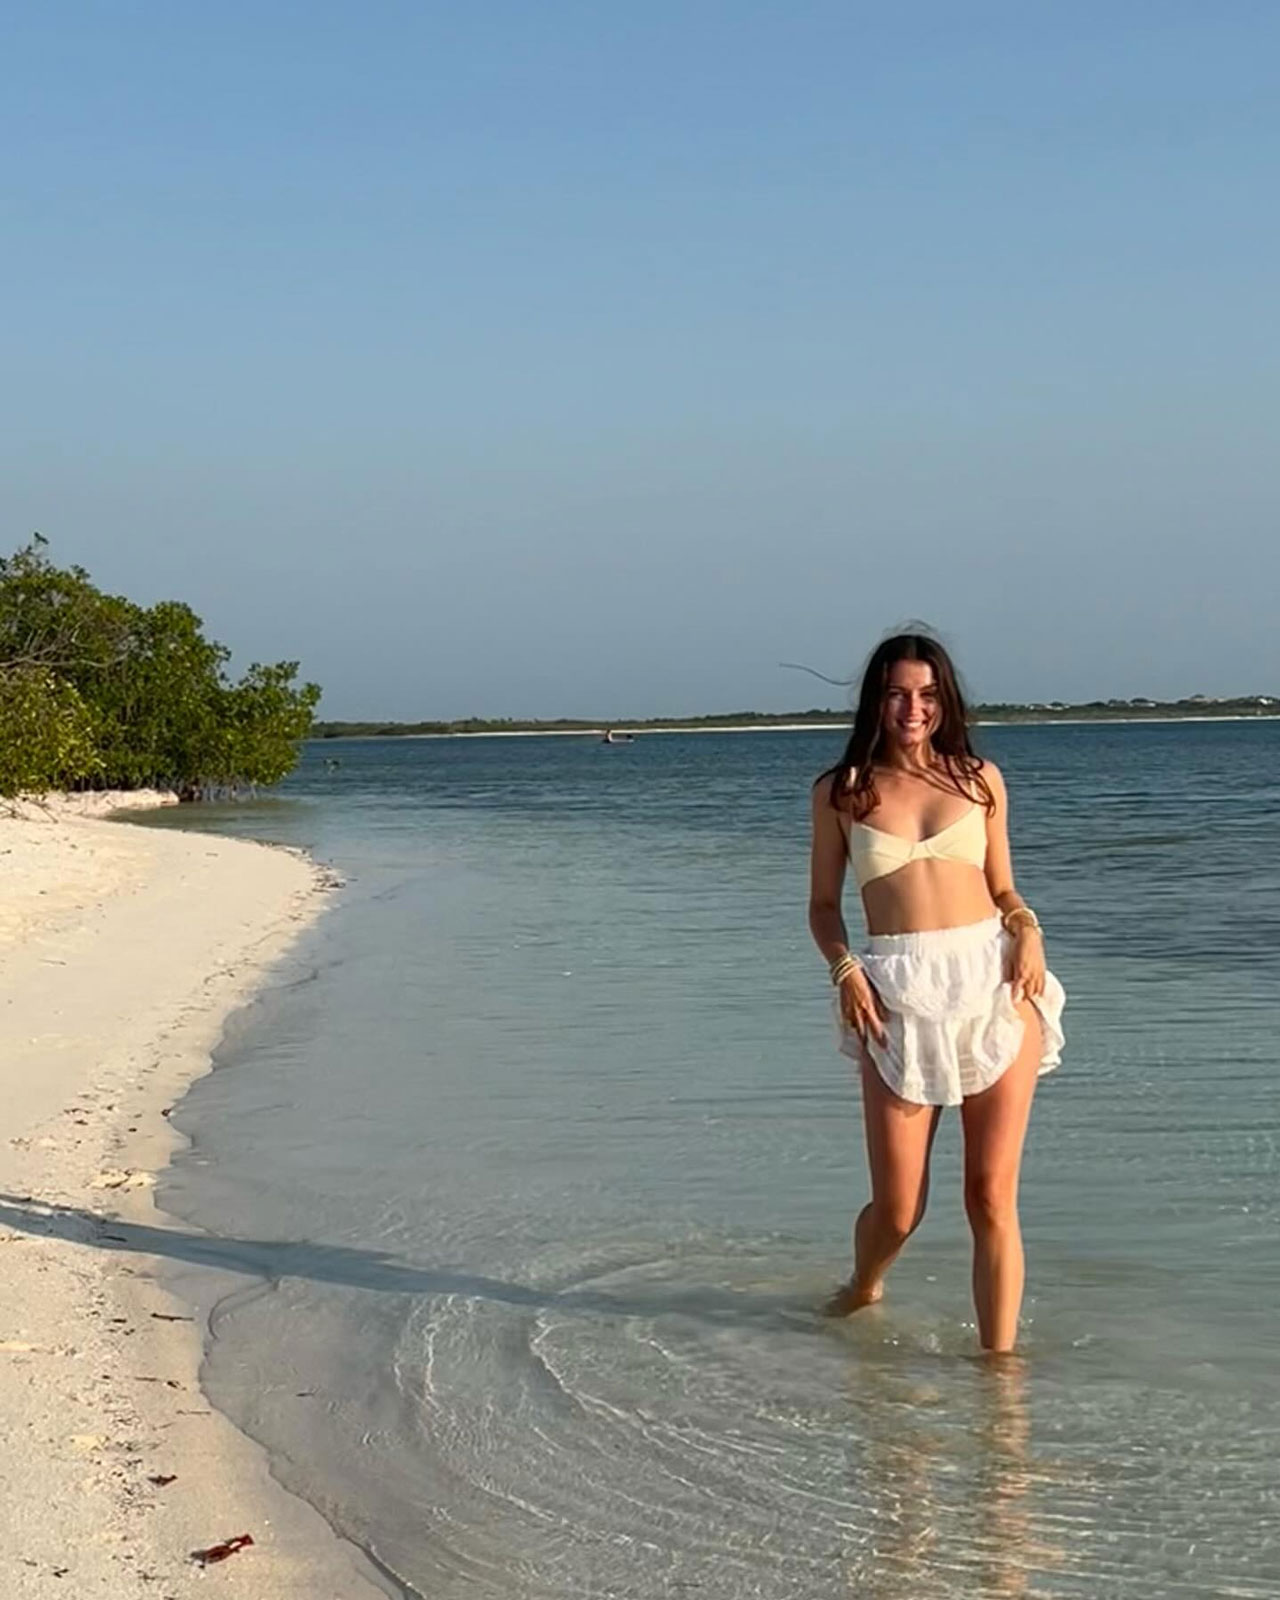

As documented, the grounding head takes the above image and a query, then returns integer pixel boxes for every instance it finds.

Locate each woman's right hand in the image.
[838,968,888,1046]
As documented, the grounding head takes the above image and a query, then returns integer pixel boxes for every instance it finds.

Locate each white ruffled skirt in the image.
[835,916,1065,1107]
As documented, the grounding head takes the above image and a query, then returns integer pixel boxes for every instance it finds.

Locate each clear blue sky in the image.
[4,3,1277,718]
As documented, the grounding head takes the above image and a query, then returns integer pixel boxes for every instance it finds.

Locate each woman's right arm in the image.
[808,778,853,964]
[808,779,887,1044]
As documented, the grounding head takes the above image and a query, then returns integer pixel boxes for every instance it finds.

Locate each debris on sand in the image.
[191,1533,255,1566]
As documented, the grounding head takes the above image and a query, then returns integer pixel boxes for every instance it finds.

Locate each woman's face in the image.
[881,659,939,751]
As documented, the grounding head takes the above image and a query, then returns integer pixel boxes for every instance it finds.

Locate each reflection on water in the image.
[843,1352,1064,1600]
[853,1365,947,1598]
[972,1361,1037,1598]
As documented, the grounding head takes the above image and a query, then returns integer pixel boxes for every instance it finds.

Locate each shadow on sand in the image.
[0,1191,822,1331]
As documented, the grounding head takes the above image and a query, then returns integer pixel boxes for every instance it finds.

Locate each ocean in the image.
[138,720,1280,1598]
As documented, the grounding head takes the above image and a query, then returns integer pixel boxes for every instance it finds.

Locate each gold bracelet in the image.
[1002,906,1041,934]
[828,954,862,986]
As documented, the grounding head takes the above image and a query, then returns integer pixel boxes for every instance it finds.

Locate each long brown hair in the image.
[823,632,993,821]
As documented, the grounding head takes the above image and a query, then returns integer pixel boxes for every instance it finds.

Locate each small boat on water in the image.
[600,729,636,745]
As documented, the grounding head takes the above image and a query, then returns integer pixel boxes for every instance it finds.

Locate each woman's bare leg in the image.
[959,1003,1042,1352]
[826,1056,941,1315]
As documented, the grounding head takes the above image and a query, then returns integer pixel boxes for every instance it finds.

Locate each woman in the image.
[808,633,1064,1353]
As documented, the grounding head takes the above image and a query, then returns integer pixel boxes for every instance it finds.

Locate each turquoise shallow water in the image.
[140,722,1280,1597]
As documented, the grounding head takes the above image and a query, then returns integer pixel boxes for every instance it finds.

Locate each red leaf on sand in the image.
[191,1534,254,1566]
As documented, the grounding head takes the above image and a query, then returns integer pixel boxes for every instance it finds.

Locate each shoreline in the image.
[0,795,392,1598]
[314,712,1280,740]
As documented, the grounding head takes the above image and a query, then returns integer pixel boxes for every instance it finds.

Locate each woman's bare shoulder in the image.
[812,766,856,794]
[978,758,1006,790]
[971,759,1007,809]
[816,764,857,812]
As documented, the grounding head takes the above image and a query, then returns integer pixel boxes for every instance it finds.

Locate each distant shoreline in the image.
[310,712,1279,742]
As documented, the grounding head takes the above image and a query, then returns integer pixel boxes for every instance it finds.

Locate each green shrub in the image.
[0,667,100,797]
[0,536,319,797]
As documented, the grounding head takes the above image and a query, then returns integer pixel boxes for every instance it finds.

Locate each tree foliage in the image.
[0,537,319,798]
[0,667,100,796]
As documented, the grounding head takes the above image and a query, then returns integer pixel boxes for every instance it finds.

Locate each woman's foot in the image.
[822,1276,883,1317]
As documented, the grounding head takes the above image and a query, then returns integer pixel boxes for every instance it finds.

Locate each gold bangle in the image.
[1002,906,1041,933]
[829,954,862,986]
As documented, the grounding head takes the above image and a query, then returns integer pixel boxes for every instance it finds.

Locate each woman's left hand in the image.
[1009,927,1046,1004]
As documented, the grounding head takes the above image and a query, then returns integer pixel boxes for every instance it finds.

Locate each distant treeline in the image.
[314,695,1279,739]
[0,537,319,798]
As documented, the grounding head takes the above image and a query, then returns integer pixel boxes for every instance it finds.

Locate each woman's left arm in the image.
[982,763,1047,1003]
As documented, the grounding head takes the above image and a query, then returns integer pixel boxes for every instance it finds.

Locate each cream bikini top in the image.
[845,804,988,889]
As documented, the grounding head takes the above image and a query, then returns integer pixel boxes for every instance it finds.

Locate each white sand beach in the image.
[0,797,390,1598]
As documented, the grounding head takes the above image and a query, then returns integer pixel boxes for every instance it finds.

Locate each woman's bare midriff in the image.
[860,860,997,937]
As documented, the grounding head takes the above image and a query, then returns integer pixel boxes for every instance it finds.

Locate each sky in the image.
[4,2,1278,719]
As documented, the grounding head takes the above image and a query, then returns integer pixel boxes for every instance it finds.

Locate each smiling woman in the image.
[808,631,1065,1353]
